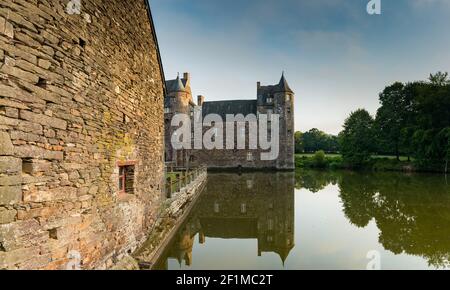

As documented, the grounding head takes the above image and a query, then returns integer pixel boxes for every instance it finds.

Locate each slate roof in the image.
[165,75,186,93]
[202,100,257,119]
[276,73,293,93]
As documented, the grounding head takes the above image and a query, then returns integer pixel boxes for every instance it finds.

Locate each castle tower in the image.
[274,73,295,170]
[164,73,195,166]
[169,74,190,114]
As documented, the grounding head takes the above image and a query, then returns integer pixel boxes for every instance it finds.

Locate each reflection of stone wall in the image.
[156,172,295,268]
[0,1,165,269]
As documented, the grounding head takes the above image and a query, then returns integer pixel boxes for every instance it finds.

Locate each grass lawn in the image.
[296,153,410,161]
[372,155,411,161]
[166,172,182,182]
[296,153,341,158]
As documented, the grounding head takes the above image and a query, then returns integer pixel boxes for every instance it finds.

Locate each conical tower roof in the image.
[171,74,186,92]
[275,72,293,93]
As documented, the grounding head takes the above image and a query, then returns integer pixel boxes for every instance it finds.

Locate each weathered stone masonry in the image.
[0,0,165,269]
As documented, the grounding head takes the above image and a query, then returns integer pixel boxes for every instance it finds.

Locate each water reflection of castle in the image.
[155,172,295,269]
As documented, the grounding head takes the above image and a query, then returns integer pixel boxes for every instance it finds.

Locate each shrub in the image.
[312,150,327,168]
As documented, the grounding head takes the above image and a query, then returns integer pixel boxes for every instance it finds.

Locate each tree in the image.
[375,82,414,160]
[429,71,450,86]
[340,109,375,167]
[294,131,304,153]
[410,78,450,170]
[312,150,326,168]
[298,128,340,153]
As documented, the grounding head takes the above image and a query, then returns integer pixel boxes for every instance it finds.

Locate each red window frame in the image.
[119,166,126,194]
[117,161,136,195]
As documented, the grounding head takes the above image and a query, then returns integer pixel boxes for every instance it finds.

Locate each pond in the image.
[154,170,450,270]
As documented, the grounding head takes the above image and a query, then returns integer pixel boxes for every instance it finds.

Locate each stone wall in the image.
[0,0,165,269]
[190,120,295,171]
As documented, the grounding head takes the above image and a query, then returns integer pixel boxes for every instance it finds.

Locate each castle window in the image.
[214,202,220,213]
[267,97,273,104]
[268,219,274,230]
[164,107,171,113]
[247,152,253,161]
[118,161,136,195]
[241,203,247,214]
[286,95,291,102]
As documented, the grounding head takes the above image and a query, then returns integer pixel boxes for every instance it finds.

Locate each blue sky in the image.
[150,0,450,134]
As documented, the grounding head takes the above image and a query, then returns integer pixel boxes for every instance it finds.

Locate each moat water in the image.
[155,170,450,270]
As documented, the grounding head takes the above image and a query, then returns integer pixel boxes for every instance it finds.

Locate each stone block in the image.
[0,185,22,205]
[20,110,67,130]
[23,186,77,203]
[0,98,28,109]
[0,156,21,174]
[0,174,21,186]
[0,131,14,155]
[17,120,43,135]
[10,130,40,142]
[0,115,20,126]
[0,247,41,269]
[0,84,44,105]
[14,32,40,48]
[38,59,51,69]
[0,64,39,84]
[41,30,59,44]
[0,16,5,33]
[0,218,49,255]
[14,145,63,160]
[4,21,13,38]
[5,107,19,118]
[0,42,37,64]
[0,208,16,224]
[1,8,37,33]
[17,206,57,220]
[22,159,51,174]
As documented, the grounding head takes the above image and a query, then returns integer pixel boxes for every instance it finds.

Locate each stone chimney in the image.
[257,81,261,89]
[197,95,205,106]
[183,72,190,81]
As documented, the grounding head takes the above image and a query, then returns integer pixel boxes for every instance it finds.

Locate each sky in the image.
[150,0,450,135]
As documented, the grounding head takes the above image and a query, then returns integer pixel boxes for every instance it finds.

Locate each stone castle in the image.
[164,73,295,170]
[0,0,165,269]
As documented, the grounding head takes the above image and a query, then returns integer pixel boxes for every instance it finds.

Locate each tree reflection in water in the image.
[297,170,450,268]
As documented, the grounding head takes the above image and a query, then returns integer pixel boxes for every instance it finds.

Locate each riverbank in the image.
[295,154,446,173]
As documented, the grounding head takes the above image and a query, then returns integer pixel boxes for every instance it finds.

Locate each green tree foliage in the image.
[375,82,413,160]
[429,71,450,86]
[340,109,375,167]
[294,131,304,153]
[351,72,450,172]
[312,150,327,168]
[294,128,339,153]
